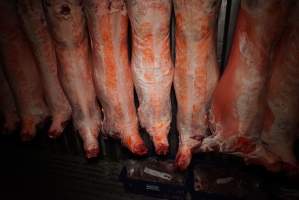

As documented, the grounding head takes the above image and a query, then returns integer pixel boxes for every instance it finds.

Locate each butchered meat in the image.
[0,65,19,134]
[126,0,174,155]
[45,0,101,158]
[261,1,299,171]
[84,0,147,155]
[173,0,221,170]
[0,0,49,141]
[17,0,71,138]
[200,0,291,171]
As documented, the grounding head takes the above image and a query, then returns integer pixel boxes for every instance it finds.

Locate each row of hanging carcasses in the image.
[0,0,298,172]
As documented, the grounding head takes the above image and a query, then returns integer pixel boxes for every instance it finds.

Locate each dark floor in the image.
[1,132,299,200]
[0,133,167,200]
[0,148,166,200]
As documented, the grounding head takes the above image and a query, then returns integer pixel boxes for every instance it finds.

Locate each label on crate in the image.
[146,184,160,192]
[144,167,172,181]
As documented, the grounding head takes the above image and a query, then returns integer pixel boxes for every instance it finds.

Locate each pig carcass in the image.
[45,0,101,158]
[201,0,291,171]
[261,1,299,170]
[0,65,19,134]
[84,0,147,155]
[0,0,49,141]
[173,0,221,170]
[126,0,174,155]
[17,0,71,138]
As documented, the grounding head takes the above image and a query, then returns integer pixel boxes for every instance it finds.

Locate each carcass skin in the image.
[174,0,221,170]
[0,0,49,141]
[84,0,147,155]
[0,65,19,133]
[262,2,299,170]
[126,0,174,155]
[17,0,72,138]
[200,0,291,171]
[45,0,101,158]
